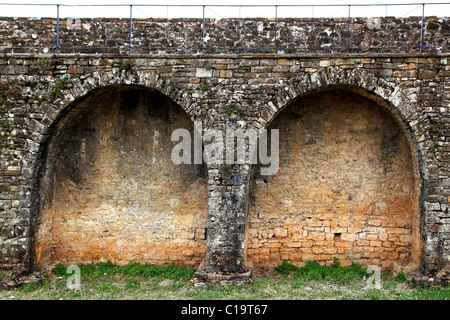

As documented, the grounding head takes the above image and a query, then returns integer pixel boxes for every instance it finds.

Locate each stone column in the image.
[193,120,253,277]
[205,164,250,275]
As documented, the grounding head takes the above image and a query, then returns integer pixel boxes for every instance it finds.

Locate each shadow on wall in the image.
[247,87,422,274]
[31,85,209,269]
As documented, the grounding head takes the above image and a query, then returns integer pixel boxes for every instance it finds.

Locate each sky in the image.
[0,0,449,18]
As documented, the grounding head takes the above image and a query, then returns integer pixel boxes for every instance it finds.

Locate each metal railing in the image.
[0,3,449,54]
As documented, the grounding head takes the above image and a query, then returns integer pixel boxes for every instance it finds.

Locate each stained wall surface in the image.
[248,89,421,270]
[0,43,449,280]
[34,87,208,267]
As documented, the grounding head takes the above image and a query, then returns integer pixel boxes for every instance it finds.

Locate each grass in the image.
[276,258,370,285]
[1,260,449,301]
[51,261,196,281]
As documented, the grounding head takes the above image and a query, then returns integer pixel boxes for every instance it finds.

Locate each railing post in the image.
[202,5,205,54]
[274,5,278,51]
[56,4,60,54]
[420,3,425,53]
[346,5,351,54]
[129,5,133,55]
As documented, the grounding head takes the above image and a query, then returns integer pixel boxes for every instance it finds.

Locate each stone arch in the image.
[247,68,430,273]
[260,66,434,203]
[262,67,426,133]
[43,69,198,123]
[26,70,208,270]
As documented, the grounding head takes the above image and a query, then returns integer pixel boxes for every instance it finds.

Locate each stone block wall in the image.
[0,16,449,54]
[33,86,208,268]
[0,16,449,283]
[248,89,421,271]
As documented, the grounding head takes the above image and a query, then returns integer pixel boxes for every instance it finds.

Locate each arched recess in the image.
[28,71,208,269]
[247,81,426,273]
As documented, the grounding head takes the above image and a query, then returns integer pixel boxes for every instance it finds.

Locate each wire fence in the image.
[0,3,449,54]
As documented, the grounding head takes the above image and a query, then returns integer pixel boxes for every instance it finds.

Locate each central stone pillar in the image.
[194,120,274,279]
[205,164,250,275]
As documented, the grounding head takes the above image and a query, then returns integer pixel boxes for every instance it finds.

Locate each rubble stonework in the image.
[0,17,449,285]
[0,16,449,54]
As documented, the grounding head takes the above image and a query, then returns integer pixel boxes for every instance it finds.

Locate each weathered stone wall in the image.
[0,16,449,54]
[34,86,208,268]
[0,16,450,283]
[248,89,421,271]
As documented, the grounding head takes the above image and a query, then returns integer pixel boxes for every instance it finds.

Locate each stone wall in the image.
[0,16,450,284]
[248,89,421,271]
[34,86,208,268]
[0,16,449,54]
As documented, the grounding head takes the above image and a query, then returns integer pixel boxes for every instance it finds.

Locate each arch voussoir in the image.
[263,67,413,126]
[42,69,196,130]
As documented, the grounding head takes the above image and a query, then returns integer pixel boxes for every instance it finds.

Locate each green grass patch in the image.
[274,260,301,276]
[1,260,449,301]
[275,258,370,284]
[392,269,407,283]
[52,261,196,281]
